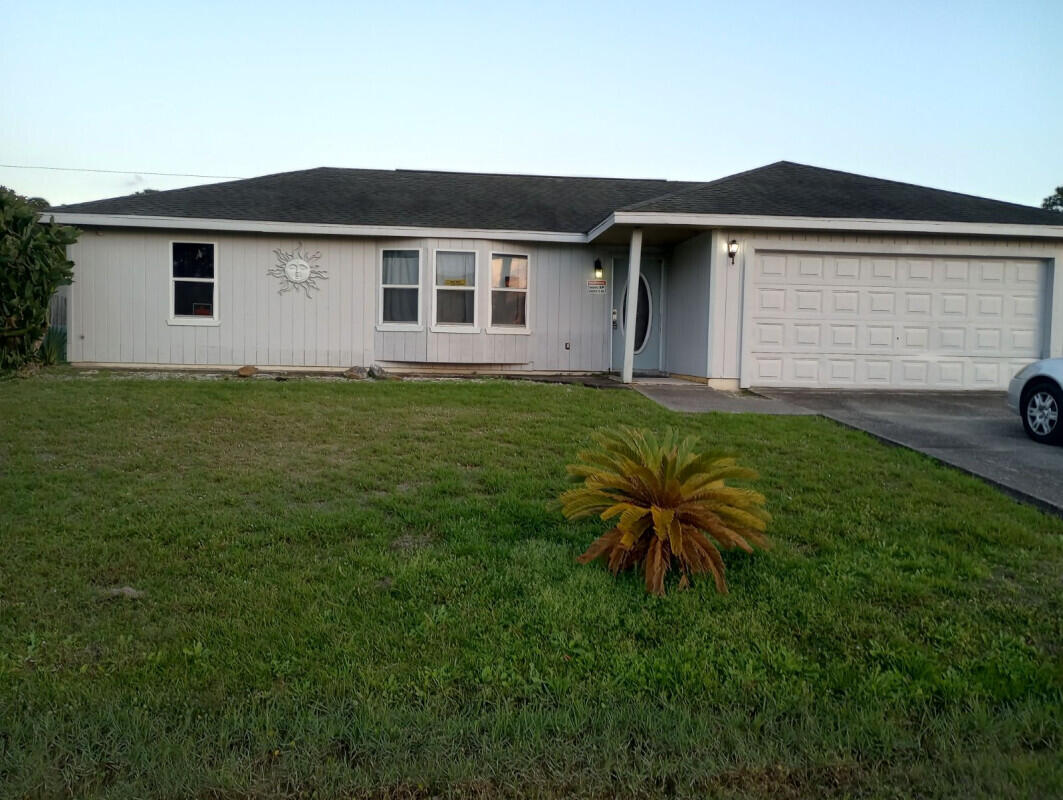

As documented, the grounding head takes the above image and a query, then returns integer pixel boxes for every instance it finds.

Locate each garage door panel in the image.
[1011,328,1037,350]
[794,290,823,312]
[751,323,1038,359]
[831,290,860,314]
[901,326,930,350]
[1011,295,1039,318]
[904,292,933,315]
[871,259,898,280]
[1013,262,1041,284]
[905,260,934,281]
[835,258,860,279]
[797,256,824,277]
[943,260,970,282]
[938,293,968,316]
[866,292,896,314]
[866,325,894,348]
[746,252,1047,389]
[980,262,1004,282]
[759,254,787,277]
[937,327,966,349]
[975,294,1004,317]
[756,287,785,312]
[829,324,857,348]
[754,254,1045,290]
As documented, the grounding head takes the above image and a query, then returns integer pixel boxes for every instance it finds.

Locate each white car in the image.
[1008,358,1063,444]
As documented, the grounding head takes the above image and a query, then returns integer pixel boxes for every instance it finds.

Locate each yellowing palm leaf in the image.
[560,426,771,596]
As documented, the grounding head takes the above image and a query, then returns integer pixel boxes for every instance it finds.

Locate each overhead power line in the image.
[0,163,245,180]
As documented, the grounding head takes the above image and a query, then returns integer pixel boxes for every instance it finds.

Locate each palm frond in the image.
[559,426,771,595]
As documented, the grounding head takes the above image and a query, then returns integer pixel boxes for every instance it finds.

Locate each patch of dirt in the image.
[375,576,394,590]
[99,585,146,599]
[710,762,867,799]
[349,782,500,800]
[388,534,433,553]
[108,370,225,381]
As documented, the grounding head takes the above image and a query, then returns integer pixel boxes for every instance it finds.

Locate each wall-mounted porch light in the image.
[593,258,604,279]
[727,240,739,265]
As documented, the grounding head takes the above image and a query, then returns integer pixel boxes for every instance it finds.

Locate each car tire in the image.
[1021,380,1063,445]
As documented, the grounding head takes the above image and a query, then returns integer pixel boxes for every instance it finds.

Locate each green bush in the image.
[0,188,79,371]
[37,325,67,365]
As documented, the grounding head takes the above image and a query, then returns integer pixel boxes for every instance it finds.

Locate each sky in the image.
[2,0,1060,207]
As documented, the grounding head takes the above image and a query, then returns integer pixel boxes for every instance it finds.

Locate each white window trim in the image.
[377,247,423,331]
[168,240,220,327]
[431,249,480,333]
[486,251,532,335]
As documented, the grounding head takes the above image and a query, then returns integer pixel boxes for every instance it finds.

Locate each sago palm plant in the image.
[559,427,770,596]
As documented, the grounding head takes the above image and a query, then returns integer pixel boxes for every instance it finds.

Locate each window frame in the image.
[377,247,423,331]
[168,240,220,327]
[431,248,480,333]
[487,251,531,335]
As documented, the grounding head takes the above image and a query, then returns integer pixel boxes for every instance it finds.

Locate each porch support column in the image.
[621,227,644,384]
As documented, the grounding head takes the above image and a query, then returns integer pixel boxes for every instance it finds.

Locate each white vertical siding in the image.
[68,229,613,372]
[1050,245,1063,358]
[374,238,610,372]
[706,231,745,379]
[68,229,376,367]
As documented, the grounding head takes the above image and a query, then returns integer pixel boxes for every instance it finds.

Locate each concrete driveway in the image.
[759,390,1063,513]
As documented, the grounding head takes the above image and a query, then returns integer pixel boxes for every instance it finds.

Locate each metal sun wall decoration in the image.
[268,242,328,297]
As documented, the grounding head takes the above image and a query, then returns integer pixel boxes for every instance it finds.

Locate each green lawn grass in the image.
[1,373,1062,799]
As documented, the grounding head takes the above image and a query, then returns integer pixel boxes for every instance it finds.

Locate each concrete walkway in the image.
[633,384,815,415]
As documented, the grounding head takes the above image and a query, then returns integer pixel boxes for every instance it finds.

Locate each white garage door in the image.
[744,252,1046,389]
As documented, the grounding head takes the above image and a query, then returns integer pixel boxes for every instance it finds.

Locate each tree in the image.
[1043,186,1063,213]
[0,187,79,370]
[0,186,48,210]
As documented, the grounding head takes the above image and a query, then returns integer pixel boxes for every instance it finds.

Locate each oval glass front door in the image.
[622,274,653,354]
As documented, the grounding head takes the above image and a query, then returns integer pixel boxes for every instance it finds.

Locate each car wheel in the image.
[1021,380,1063,444]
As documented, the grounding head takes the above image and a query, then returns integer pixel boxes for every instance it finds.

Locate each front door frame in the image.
[610,252,666,374]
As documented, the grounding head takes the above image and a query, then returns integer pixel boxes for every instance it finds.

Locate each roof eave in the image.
[586,211,1063,241]
[40,210,1063,245]
[38,212,589,244]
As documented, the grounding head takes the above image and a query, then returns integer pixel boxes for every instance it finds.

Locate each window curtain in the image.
[383,288,418,323]
[383,251,419,285]
[436,252,475,286]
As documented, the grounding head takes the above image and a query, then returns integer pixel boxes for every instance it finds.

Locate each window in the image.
[381,249,420,325]
[490,253,528,329]
[434,250,476,327]
[171,242,217,323]
[621,273,652,354]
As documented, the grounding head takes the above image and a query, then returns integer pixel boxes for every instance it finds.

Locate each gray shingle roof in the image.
[50,168,699,234]
[620,161,1062,226]
[50,161,1061,233]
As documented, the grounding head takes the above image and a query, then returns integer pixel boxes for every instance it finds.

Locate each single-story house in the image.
[45,161,1063,389]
